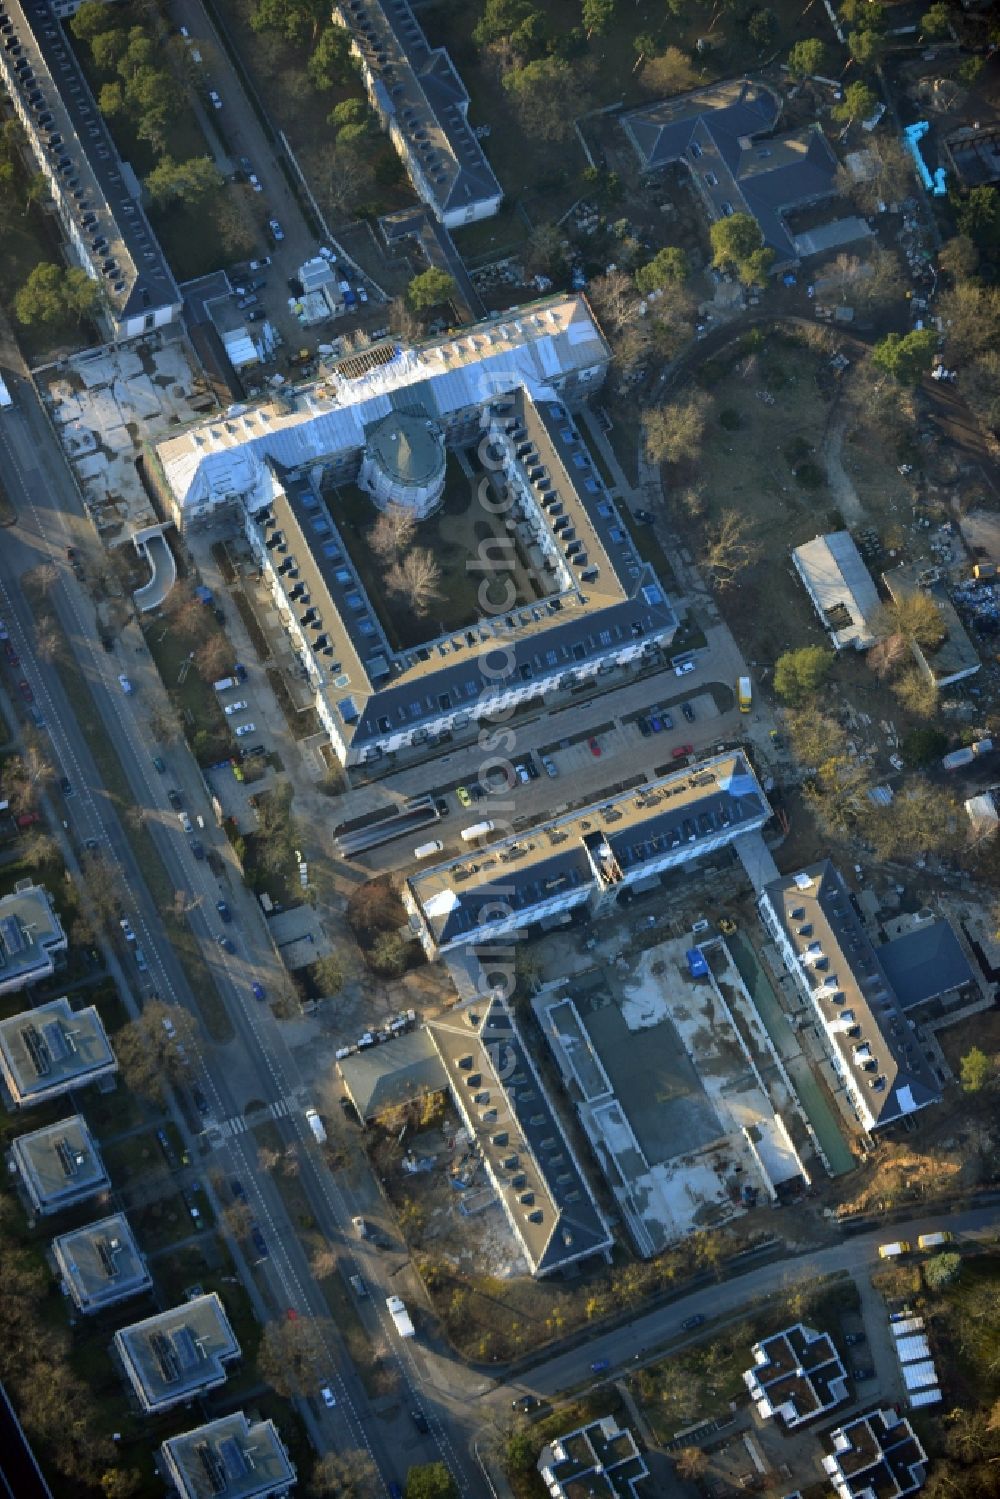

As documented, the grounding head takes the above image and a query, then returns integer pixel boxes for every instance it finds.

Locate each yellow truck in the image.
[878,1240,912,1259]
[737,676,752,713]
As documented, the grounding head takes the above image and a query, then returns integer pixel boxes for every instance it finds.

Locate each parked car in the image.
[250,1223,268,1258]
[192,1085,210,1114]
[236,295,258,310]
[512,1395,540,1413]
[247,309,266,322]
[208,88,222,108]
[590,1358,610,1374]
[178,812,193,833]
[410,1409,430,1435]
[248,173,262,193]
[117,673,133,694]
[230,1177,246,1200]
[4,640,18,665]
[191,840,205,861]
[249,256,271,270]
[682,701,695,722]
[634,509,656,524]
[218,934,236,953]
[59,775,72,796]
[251,981,266,1001]
[168,788,182,809]
[649,712,662,732]
[845,1332,866,1346]
[587,737,602,757]
[152,755,166,773]
[268,217,285,241]
[661,711,674,730]
[515,762,530,785]
[216,899,232,923]
[851,1367,875,1381]
[349,1273,368,1297]
[636,716,651,737]
[672,743,694,758]
[17,679,32,702]
[456,785,472,807]
[541,755,558,777]
[320,1386,336,1409]
[675,659,696,677]
[681,1313,705,1331]
[235,722,256,737]
[224,700,249,717]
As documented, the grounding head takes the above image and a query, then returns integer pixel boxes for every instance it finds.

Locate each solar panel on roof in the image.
[171,1324,199,1369]
[0,915,25,955]
[219,1437,248,1479]
[41,1020,69,1061]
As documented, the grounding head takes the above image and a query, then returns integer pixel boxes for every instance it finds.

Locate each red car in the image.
[18,679,33,703]
[672,743,694,759]
[4,640,18,666]
[588,737,602,757]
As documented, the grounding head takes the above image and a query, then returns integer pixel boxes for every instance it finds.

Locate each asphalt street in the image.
[0,368,485,1497]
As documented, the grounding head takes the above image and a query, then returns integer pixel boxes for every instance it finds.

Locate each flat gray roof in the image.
[0,883,66,991]
[0,997,116,1104]
[428,996,613,1276]
[51,1213,150,1313]
[115,1294,240,1410]
[883,564,981,685]
[160,1412,295,1499]
[9,1113,108,1210]
[338,1028,446,1120]
[792,532,881,650]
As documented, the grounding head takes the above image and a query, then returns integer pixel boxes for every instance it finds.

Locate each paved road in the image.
[497,1204,1000,1409]
[0,367,486,1497]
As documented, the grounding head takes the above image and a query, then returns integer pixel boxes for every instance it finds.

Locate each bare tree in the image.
[35,623,61,662]
[388,296,423,344]
[892,667,938,718]
[835,136,912,217]
[703,509,761,590]
[874,593,946,650]
[640,46,697,96]
[165,585,209,642]
[309,1244,339,1280]
[114,1000,199,1100]
[675,1446,709,1481]
[148,706,181,743]
[369,504,417,564]
[194,633,232,683]
[27,562,59,596]
[386,548,442,615]
[642,393,710,467]
[868,632,909,680]
[256,1316,334,1398]
[20,831,59,867]
[307,1450,379,1499]
[256,1144,281,1173]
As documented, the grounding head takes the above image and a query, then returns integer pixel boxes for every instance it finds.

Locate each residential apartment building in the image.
[115,1294,240,1413]
[0,996,116,1107]
[333,0,501,229]
[743,1323,848,1428]
[152,298,684,769]
[0,882,67,996]
[623,79,842,271]
[160,1412,296,1499]
[428,995,614,1277]
[8,1114,108,1216]
[823,1409,927,1499]
[405,753,770,959]
[51,1213,151,1313]
[0,0,180,340]
[759,863,941,1131]
[538,1415,648,1498]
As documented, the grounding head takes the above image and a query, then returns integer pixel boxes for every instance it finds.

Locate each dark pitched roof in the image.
[623,78,838,265]
[763,862,941,1127]
[878,920,974,1010]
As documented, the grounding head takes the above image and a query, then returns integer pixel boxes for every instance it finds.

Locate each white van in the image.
[414,840,443,860]
[305,1107,327,1145]
[878,1240,911,1259]
[213,676,236,693]
[460,820,495,842]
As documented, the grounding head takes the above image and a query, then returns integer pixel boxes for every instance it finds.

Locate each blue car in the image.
[590,1358,610,1375]
[250,1223,268,1258]
[649,713,663,733]
[218,934,236,954]
[251,981,266,1001]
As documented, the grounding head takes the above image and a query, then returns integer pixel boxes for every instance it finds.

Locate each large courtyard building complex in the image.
[0,0,180,340]
[153,297,680,767]
[404,753,771,958]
